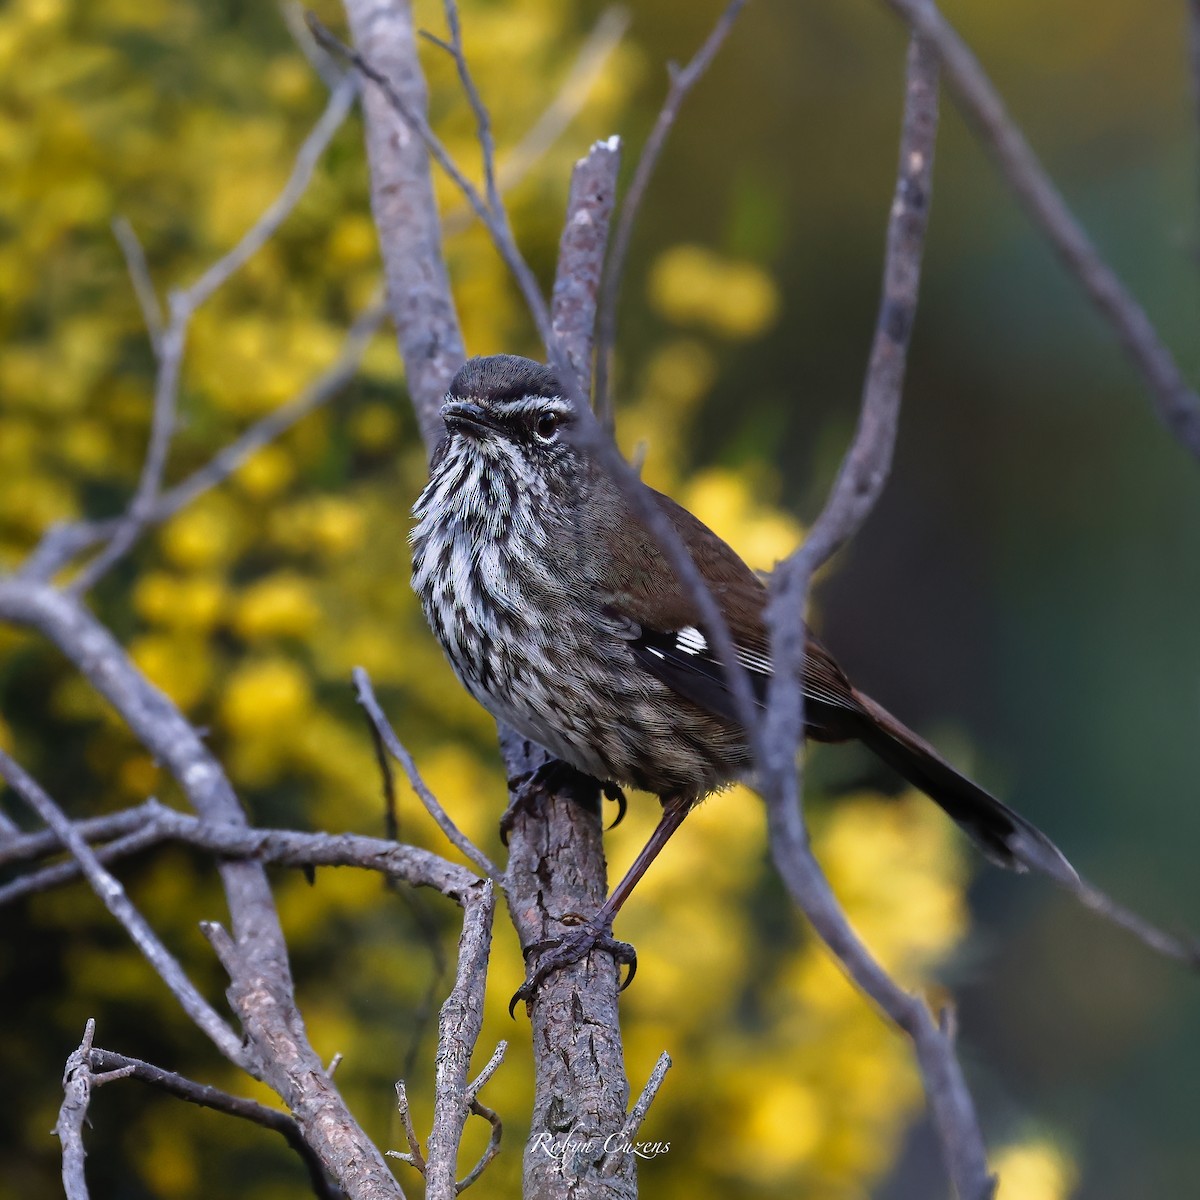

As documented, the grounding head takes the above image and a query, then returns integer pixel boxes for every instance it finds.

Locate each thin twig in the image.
[389,1080,428,1174]
[763,31,939,775]
[0,821,168,907]
[599,1051,672,1175]
[0,797,165,868]
[69,72,360,594]
[307,14,555,350]
[594,0,747,425]
[282,0,343,88]
[0,751,247,1064]
[456,1098,502,1193]
[86,1046,338,1200]
[881,0,1200,460]
[112,218,165,351]
[353,668,499,880]
[429,1,503,221]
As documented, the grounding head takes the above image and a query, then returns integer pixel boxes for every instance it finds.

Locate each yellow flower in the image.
[220,657,312,735]
[349,402,399,452]
[993,1136,1077,1199]
[736,1079,823,1179]
[128,634,213,711]
[234,444,294,500]
[681,468,800,572]
[648,245,780,339]
[328,214,379,267]
[309,496,366,557]
[233,573,321,641]
[133,571,226,631]
[160,496,242,569]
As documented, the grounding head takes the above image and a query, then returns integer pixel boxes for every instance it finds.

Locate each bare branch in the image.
[752,37,1001,1200]
[353,668,500,880]
[86,1045,338,1200]
[282,0,344,88]
[339,0,466,440]
[388,1080,428,1174]
[763,32,939,776]
[0,750,247,1064]
[56,1020,99,1200]
[882,0,1200,460]
[112,217,164,351]
[425,880,496,1200]
[551,137,622,398]
[456,1097,502,1193]
[594,0,747,425]
[428,1,503,222]
[309,13,555,353]
[0,819,168,908]
[69,72,361,595]
[0,579,403,1199]
[463,1039,506,1105]
[0,797,165,868]
[599,1051,672,1175]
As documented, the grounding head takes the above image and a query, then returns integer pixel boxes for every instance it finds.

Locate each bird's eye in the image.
[534,412,560,442]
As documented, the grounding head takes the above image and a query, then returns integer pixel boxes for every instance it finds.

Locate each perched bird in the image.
[411,354,1076,991]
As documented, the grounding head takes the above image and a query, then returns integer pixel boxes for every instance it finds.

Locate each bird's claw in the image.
[500,760,625,845]
[508,923,637,1017]
[601,781,627,830]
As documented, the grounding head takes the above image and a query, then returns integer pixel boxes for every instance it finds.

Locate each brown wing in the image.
[599,485,863,736]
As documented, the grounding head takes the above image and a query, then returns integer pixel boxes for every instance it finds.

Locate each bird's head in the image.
[438,355,581,485]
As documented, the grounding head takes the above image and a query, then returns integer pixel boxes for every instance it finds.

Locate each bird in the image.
[410,353,1077,997]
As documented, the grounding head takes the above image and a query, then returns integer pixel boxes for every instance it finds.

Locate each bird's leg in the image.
[509,792,694,1014]
[500,758,625,844]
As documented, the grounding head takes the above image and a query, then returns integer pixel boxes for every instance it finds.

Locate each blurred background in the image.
[1,1,1197,1197]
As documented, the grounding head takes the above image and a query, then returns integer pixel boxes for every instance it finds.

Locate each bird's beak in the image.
[441,400,500,437]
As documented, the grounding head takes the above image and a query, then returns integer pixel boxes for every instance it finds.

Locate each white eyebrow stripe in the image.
[675,625,708,655]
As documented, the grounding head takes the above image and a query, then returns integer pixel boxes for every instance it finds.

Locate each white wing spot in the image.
[676,625,708,656]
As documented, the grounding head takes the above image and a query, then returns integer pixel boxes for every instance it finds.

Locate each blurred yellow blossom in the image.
[682,467,800,571]
[118,753,161,798]
[134,571,227,631]
[329,213,379,267]
[233,572,322,641]
[128,634,214,711]
[161,495,244,569]
[994,1136,1077,1200]
[649,245,780,339]
[234,444,295,500]
[738,1079,823,1180]
[220,657,312,736]
[349,402,399,452]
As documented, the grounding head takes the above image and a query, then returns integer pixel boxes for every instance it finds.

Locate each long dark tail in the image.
[851,691,1078,887]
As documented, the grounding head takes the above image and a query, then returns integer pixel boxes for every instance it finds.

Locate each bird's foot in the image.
[500,759,626,845]
[508,918,637,1017]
